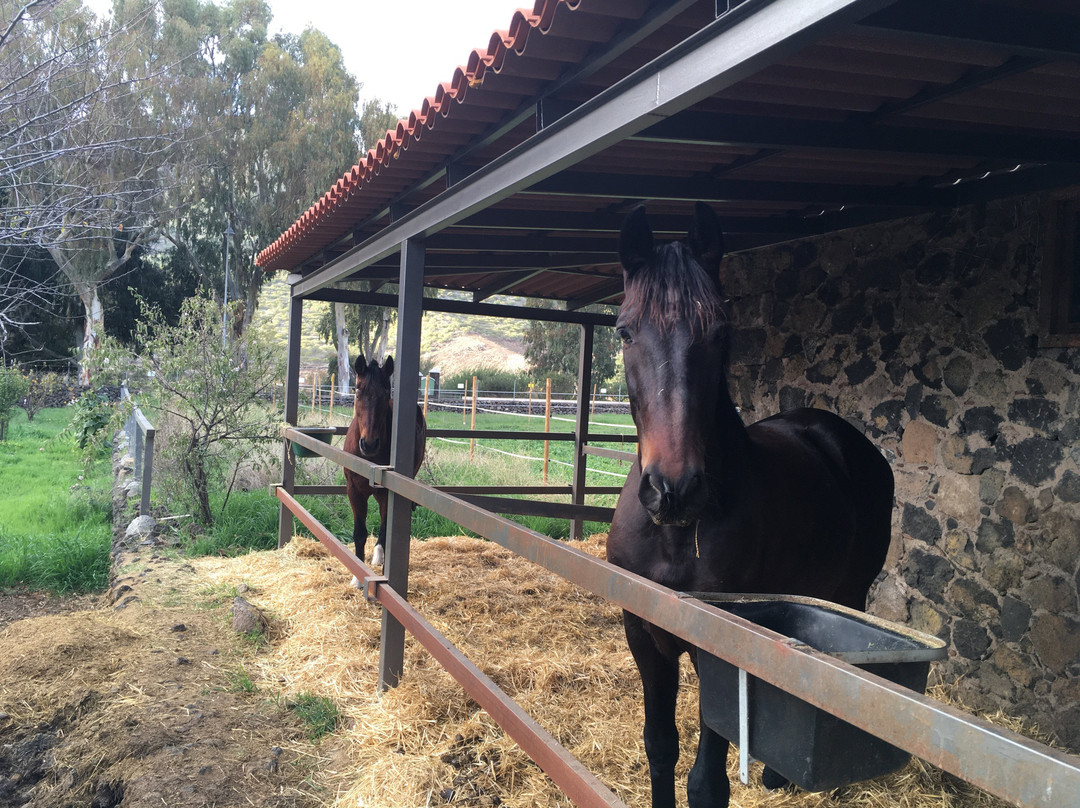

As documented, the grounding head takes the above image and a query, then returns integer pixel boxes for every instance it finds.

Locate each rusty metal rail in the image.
[284,427,1080,808]
[273,483,627,808]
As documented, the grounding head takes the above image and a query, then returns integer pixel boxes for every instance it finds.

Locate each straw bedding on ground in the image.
[196,534,1025,808]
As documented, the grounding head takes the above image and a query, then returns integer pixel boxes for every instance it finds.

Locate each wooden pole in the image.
[470,376,478,461]
[543,378,552,484]
[329,373,335,421]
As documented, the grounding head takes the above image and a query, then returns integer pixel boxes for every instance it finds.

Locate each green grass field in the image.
[274,403,638,550]
[0,401,637,589]
[0,408,113,593]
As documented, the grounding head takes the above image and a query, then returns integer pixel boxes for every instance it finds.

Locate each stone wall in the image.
[721,196,1080,751]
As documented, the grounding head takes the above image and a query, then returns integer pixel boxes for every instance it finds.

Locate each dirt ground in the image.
[0,546,341,808]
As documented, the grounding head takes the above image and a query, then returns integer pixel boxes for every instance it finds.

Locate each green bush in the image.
[69,390,117,449]
[0,365,28,442]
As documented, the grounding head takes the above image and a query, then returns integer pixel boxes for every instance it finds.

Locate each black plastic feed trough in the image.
[696,595,947,792]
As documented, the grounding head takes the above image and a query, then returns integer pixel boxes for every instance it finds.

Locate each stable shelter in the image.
[258,1,1080,804]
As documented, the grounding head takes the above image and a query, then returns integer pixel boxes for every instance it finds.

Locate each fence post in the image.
[277,296,303,549]
[543,378,552,484]
[379,236,425,692]
[572,325,595,541]
[470,376,478,460]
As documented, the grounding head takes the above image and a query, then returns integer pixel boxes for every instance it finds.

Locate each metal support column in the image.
[570,323,594,541]
[378,237,425,691]
[277,294,303,548]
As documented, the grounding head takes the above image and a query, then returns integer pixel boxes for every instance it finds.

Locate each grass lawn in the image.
[0,408,113,593]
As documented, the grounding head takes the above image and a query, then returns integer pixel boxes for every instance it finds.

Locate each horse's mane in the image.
[620,241,728,342]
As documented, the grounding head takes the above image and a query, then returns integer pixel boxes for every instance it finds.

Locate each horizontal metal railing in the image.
[284,427,1080,808]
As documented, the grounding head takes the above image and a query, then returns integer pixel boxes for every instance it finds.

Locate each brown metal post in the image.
[470,376,478,460]
[379,237,424,692]
[277,294,303,548]
[543,378,551,484]
[571,324,594,540]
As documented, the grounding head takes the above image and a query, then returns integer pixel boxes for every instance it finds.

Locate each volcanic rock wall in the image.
[722,195,1080,751]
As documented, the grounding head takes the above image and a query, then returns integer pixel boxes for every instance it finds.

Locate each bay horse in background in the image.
[605,203,895,808]
[343,354,426,582]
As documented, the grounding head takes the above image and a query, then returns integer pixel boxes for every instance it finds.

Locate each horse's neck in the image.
[707,394,752,468]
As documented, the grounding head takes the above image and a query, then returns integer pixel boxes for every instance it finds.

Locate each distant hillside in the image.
[254,277,527,373]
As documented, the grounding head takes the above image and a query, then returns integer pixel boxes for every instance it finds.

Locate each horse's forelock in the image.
[621,242,727,340]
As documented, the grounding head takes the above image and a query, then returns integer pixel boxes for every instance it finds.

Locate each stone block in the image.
[1031,613,1080,674]
[992,644,1037,688]
[937,475,982,526]
[996,486,1034,525]
[902,420,938,465]
[1022,573,1078,614]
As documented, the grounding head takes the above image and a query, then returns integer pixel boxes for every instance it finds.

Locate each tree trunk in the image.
[76,282,104,387]
[334,302,350,396]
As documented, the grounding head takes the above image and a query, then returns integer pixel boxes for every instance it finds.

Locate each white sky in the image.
[86,0,524,115]
[265,0,522,114]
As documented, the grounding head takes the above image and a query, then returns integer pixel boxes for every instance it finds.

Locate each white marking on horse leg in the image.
[350,576,361,589]
[372,544,384,567]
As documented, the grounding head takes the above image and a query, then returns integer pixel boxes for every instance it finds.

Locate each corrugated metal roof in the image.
[256,0,1080,308]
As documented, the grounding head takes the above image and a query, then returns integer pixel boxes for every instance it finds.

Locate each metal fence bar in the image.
[121,387,156,517]
[272,484,628,808]
[285,426,1080,808]
[133,409,155,517]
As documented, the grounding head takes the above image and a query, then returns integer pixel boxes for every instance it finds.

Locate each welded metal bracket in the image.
[363,575,388,603]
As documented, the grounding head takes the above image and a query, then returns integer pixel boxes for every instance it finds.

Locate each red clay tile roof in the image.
[257,0,1080,309]
[256,0,588,273]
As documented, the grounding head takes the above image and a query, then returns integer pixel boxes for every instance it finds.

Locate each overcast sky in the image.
[85,0,524,115]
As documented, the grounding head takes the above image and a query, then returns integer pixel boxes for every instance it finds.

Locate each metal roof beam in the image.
[303,287,617,326]
[633,111,1080,165]
[293,0,894,297]
[857,0,1080,63]
[526,173,955,207]
[426,232,614,254]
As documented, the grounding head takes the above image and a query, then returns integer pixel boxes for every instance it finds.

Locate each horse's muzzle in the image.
[639,465,706,526]
[359,437,381,456]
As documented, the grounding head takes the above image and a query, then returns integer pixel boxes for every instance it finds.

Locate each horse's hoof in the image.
[350,576,361,589]
[761,768,792,792]
[372,545,384,566]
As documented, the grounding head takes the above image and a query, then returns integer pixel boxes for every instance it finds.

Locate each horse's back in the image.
[747,407,893,606]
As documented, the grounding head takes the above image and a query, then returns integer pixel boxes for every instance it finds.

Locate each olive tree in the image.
[134,294,283,526]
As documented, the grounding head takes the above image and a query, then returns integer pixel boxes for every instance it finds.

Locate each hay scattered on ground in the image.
[196,535,1024,808]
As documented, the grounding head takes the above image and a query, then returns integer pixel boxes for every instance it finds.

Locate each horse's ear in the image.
[354,353,365,377]
[688,201,725,280]
[383,355,394,379]
[619,205,654,277]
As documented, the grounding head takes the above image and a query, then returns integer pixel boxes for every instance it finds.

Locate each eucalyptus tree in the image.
[161,0,362,336]
[1,0,178,381]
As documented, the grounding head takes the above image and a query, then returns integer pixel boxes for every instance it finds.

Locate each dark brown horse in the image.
[343,354,426,581]
[606,203,894,808]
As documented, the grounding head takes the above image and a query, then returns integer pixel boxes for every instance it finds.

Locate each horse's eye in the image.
[616,326,632,345]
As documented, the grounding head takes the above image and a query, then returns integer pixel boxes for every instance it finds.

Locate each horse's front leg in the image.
[624,612,681,808]
[371,489,389,566]
[344,473,369,588]
[687,713,730,807]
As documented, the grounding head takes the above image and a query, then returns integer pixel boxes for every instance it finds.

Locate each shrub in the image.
[19,369,64,422]
[0,365,28,442]
[135,294,285,527]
